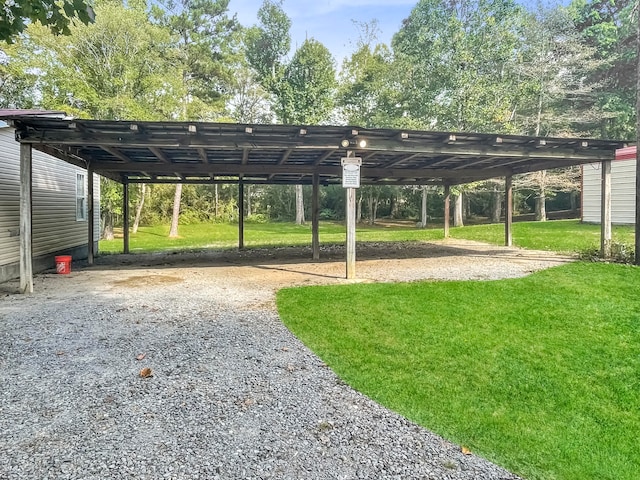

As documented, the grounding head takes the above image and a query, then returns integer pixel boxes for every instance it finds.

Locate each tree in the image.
[392,0,524,132]
[152,0,239,236]
[420,186,429,228]
[338,20,400,127]
[0,43,36,107]
[0,0,94,43]
[513,5,605,220]
[514,5,607,137]
[169,184,182,237]
[513,167,581,221]
[226,66,273,123]
[454,193,464,227]
[247,2,336,225]
[281,39,336,224]
[152,0,240,120]
[245,0,290,91]
[277,39,336,124]
[570,0,637,139]
[132,184,147,233]
[23,1,184,119]
[17,1,185,238]
[489,180,503,223]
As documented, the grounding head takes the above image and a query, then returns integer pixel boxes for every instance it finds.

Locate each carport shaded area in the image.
[1,113,625,292]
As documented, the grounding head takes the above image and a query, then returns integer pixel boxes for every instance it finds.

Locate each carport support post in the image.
[600,160,612,258]
[505,175,513,247]
[123,178,130,254]
[312,173,320,260]
[443,184,451,239]
[238,179,245,250]
[19,143,33,294]
[346,186,356,279]
[87,164,94,265]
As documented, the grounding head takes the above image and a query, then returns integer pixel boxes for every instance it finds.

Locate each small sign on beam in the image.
[341,157,362,188]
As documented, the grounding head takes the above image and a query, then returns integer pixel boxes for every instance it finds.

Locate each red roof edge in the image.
[616,146,636,161]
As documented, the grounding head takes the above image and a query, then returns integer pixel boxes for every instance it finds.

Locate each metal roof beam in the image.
[91,161,511,180]
[313,149,336,166]
[101,146,132,163]
[149,146,171,163]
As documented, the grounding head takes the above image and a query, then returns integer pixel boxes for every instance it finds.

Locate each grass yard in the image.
[99,219,634,255]
[277,262,640,480]
[449,220,634,252]
[98,221,445,253]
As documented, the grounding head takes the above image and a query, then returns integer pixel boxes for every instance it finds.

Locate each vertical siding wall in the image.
[0,127,101,272]
[582,160,636,225]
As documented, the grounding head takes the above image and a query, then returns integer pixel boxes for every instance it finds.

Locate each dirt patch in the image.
[0,240,573,305]
[111,274,184,288]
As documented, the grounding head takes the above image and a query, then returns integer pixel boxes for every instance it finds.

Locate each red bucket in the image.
[54,255,72,274]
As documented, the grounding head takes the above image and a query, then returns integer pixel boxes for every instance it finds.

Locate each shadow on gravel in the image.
[82,241,561,272]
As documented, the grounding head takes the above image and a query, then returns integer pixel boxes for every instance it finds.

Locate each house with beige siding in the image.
[0,125,100,283]
[582,147,636,225]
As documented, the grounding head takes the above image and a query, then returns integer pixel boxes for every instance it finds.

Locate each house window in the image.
[76,173,87,221]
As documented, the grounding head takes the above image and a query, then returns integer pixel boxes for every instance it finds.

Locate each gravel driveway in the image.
[0,240,571,479]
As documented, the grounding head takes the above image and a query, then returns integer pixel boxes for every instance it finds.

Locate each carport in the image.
[4,115,625,293]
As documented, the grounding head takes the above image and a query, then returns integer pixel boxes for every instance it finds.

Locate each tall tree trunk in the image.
[490,186,501,223]
[102,212,114,240]
[535,170,547,221]
[420,186,428,228]
[535,90,544,137]
[132,183,146,234]
[295,185,305,224]
[570,190,578,213]
[454,193,464,227]
[464,192,471,220]
[372,198,379,224]
[357,192,363,223]
[367,194,374,225]
[214,184,219,219]
[169,183,182,238]
[533,83,547,222]
[247,184,252,217]
[390,194,399,218]
[535,194,547,221]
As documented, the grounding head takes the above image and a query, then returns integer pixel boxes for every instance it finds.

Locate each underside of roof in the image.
[4,116,626,186]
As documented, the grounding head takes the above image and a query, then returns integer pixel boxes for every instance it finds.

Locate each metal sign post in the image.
[342,154,362,279]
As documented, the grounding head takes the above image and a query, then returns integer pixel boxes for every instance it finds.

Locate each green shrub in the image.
[577,241,635,264]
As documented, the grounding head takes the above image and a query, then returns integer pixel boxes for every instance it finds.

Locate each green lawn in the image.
[99,219,635,254]
[276,262,640,480]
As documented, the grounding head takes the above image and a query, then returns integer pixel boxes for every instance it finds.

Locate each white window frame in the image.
[76,172,87,221]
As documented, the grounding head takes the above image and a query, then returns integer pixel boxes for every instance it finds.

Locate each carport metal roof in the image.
[2,111,629,294]
[6,116,625,185]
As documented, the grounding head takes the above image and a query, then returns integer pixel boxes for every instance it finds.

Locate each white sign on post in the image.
[341,157,362,188]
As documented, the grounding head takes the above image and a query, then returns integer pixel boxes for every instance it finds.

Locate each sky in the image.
[227,0,417,66]
[227,1,555,65]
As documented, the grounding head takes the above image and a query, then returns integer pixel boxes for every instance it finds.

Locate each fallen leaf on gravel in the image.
[461,446,471,455]
[136,353,146,361]
[281,347,289,351]
[286,364,295,372]
[56,351,65,356]
[139,367,153,378]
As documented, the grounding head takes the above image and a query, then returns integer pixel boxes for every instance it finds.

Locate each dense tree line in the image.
[1,0,636,236]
